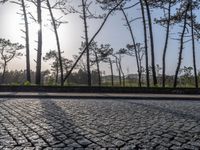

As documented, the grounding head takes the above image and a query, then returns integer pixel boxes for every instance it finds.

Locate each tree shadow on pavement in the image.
[39,99,94,149]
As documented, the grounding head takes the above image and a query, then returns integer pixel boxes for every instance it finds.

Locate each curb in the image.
[0,93,200,101]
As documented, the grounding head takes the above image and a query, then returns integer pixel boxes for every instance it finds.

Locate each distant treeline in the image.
[0,68,199,88]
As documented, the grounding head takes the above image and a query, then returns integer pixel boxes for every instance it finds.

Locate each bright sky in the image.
[0,0,200,76]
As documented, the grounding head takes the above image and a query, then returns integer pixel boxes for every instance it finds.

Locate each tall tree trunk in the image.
[55,63,58,85]
[46,0,64,86]
[94,51,101,86]
[144,0,157,86]
[65,69,70,86]
[35,0,42,85]
[118,55,125,87]
[137,49,143,86]
[190,4,198,88]
[21,0,31,83]
[140,0,149,87]
[81,0,91,86]
[115,57,121,86]
[109,58,114,86]
[162,1,171,87]
[1,63,6,84]
[173,5,188,88]
[121,7,141,87]
[119,59,125,87]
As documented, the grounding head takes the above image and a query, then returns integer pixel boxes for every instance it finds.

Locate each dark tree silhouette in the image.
[113,54,122,86]
[154,1,173,87]
[35,0,43,85]
[115,49,126,87]
[126,43,145,85]
[89,42,102,86]
[62,58,73,85]
[139,0,149,87]
[1,0,31,83]
[162,1,172,88]
[120,6,141,87]
[21,0,31,83]
[154,0,182,87]
[100,44,114,86]
[143,0,157,86]
[43,50,60,84]
[108,57,114,86]
[63,0,123,83]
[189,1,198,88]
[81,0,91,86]
[93,43,114,86]
[46,0,65,86]
[0,39,24,83]
[65,0,105,86]
[174,2,190,88]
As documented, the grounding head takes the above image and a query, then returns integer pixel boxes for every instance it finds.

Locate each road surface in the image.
[0,98,200,149]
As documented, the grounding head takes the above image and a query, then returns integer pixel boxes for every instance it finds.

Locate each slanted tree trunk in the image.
[139,0,149,87]
[46,0,64,86]
[162,1,171,87]
[35,0,42,85]
[190,4,198,88]
[109,58,114,86]
[173,5,188,88]
[121,7,141,87]
[81,0,91,86]
[21,0,31,83]
[143,0,157,86]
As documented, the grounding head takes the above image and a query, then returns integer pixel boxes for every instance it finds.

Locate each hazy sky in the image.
[0,0,200,75]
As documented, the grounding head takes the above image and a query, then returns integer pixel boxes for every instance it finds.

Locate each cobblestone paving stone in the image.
[0,98,200,150]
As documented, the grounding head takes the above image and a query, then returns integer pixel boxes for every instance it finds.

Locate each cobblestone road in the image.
[0,98,200,150]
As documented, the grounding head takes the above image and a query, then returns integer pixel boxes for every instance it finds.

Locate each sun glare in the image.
[31,23,41,32]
